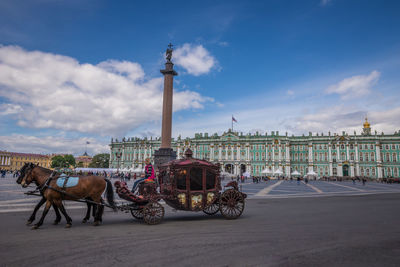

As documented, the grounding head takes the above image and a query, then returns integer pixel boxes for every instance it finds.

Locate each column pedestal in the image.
[154,148,176,169]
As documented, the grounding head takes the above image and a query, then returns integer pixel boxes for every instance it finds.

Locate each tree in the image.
[89,153,110,168]
[51,154,76,169]
[51,155,66,169]
[64,154,76,167]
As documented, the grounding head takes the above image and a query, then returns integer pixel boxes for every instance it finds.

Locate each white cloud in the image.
[320,0,332,6]
[0,103,23,115]
[0,45,212,136]
[325,70,380,99]
[286,90,295,96]
[173,43,217,76]
[0,134,109,156]
[289,105,400,135]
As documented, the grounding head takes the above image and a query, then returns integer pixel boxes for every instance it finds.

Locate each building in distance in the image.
[109,118,400,179]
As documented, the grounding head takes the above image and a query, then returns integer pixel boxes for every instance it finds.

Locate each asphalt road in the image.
[1,193,400,267]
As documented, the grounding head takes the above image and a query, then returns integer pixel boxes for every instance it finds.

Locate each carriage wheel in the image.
[203,202,219,215]
[130,208,144,220]
[219,189,245,219]
[143,202,164,225]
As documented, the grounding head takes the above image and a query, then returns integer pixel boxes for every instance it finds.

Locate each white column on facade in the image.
[308,143,313,172]
[336,145,340,161]
[284,142,289,177]
[210,144,214,161]
[237,145,241,161]
[355,142,360,176]
[231,145,234,161]
[278,142,281,163]
[328,143,333,176]
[336,144,342,176]
[346,143,350,161]
[218,144,222,161]
[1,156,3,165]
[376,142,382,178]
[177,145,181,159]
[272,144,275,163]
[246,144,250,161]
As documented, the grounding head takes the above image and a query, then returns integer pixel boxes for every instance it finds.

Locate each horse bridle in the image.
[20,163,36,187]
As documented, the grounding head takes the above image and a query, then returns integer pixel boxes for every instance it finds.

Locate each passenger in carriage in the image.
[131,158,155,193]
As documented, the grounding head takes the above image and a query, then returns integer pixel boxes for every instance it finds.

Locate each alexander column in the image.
[154,43,178,168]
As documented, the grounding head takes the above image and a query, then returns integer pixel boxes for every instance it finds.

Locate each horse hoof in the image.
[26,220,33,226]
[82,219,87,223]
[65,223,72,228]
[31,225,39,230]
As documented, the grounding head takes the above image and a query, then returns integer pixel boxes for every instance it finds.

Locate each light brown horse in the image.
[19,163,115,229]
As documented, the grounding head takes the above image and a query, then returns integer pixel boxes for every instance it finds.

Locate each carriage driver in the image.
[131,158,155,193]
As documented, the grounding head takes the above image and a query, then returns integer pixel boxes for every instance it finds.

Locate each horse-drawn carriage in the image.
[114,148,246,225]
[17,149,245,228]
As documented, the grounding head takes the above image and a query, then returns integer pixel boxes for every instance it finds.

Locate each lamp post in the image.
[116,148,122,173]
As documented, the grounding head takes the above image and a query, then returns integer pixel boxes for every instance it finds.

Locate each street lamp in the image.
[116,148,122,173]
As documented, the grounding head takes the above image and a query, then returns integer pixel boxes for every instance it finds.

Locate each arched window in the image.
[370,144,374,149]
[394,168,398,177]
[386,153,390,162]
[341,152,346,160]
[364,144,368,149]
[350,152,354,160]
[350,144,354,149]
[371,152,375,161]
[366,169,370,176]
[365,153,369,162]
[360,152,363,161]
[341,144,344,149]
[393,153,397,162]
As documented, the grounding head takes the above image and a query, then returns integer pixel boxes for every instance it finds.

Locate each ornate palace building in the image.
[109,119,400,179]
[0,151,52,171]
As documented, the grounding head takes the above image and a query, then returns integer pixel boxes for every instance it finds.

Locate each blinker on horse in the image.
[18,163,115,229]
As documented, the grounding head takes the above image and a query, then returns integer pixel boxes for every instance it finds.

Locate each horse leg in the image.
[82,201,91,223]
[55,201,72,228]
[27,197,46,225]
[52,204,62,225]
[32,200,52,230]
[93,198,104,226]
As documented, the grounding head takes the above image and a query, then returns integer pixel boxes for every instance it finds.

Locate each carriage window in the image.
[190,167,203,190]
[176,169,187,190]
[206,170,216,190]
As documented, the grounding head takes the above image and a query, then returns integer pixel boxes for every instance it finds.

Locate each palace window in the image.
[394,168,398,177]
[393,153,397,162]
[332,144,336,149]
[386,145,389,150]
[371,152,375,161]
[392,144,396,150]
[325,152,328,161]
[350,144,354,149]
[350,153,354,160]
[361,167,364,175]
[370,144,374,149]
[372,168,376,176]
[366,169,370,176]
[341,144,344,149]
[360,152,363,161]
[386,153,390,162]
[359,145,362,149]
[365,153,369,162]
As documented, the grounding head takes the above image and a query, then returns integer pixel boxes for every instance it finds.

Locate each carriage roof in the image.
[159,148,219,170]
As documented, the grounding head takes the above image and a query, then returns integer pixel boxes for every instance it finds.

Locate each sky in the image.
[0,0,400,156]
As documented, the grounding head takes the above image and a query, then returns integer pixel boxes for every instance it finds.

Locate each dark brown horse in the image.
[18,163,115,229]
[16,164,97,225]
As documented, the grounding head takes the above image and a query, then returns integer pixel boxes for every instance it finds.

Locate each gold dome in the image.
[363,117,370,128]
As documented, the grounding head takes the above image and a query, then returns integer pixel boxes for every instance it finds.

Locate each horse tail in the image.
[104,179,116,210]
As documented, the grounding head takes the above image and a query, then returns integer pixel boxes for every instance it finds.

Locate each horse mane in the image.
[35,165,54,174]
